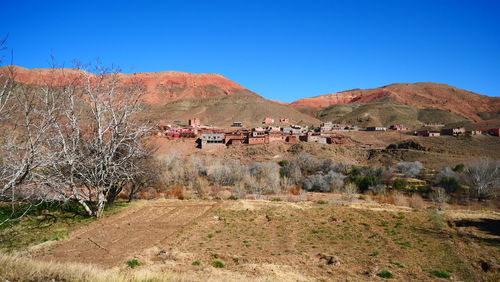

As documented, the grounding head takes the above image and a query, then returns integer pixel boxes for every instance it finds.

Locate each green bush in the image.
[315,200,328,204]
[452,163,464,172]
[430,270,450,279]
[392,178,406,190]
[191,260,201,266]
[438,177,461,193]
[126,259,141,268]
[377,270,393,279]
[227,195,238,200]
[210,259,225,268]
[278,160,289,167]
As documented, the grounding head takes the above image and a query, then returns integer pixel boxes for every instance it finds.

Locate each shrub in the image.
[315,200,328,204]
[393,192,408,207]
[126,259,141,268]
[430,187,449,209]
[303,171,345,192]
[392,178,406,190]
[210,259,225,268]
[377,270,393,279]
[227,195,238,200]
[343,182,358,202]
[430,270,450,279]
[452,163,464,172]
[278,160,289,167]
[395,161,423,177]
[191,260,201,266]
[409,193,425,209]
[438,176,461,193]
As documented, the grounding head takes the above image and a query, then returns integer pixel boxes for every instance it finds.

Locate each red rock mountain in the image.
[1,65,255,104]
[290,83,500,122]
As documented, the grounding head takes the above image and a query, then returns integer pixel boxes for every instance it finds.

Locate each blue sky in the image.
[2,0,500,102]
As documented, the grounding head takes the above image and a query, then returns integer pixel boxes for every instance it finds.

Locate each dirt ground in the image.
[146,132,499,170]
[38,201,221,267]
[33,199,500,281]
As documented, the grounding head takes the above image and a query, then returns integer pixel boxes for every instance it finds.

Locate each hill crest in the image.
[290,82,500,121]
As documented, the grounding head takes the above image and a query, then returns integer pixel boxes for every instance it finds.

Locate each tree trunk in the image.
[128,183,137,203]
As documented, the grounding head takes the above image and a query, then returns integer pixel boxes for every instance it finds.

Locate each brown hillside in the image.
[0,65,255,105]
[139,93,320,127]
[291,83,500,121]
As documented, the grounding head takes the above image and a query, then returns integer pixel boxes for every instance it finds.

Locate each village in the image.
[155,117,500,149]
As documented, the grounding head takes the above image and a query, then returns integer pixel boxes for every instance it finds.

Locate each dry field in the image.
[4,198,498,281]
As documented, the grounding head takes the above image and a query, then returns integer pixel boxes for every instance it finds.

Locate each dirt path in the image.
[41,200,221,267]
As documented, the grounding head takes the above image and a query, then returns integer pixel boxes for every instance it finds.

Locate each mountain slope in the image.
[0,65,255,105]
[1,65,319,127]
[291,82,500,122]
[139,93,320,127]
[317,102,468,128]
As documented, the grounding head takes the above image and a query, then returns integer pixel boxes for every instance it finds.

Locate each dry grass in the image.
[0,253,178,281]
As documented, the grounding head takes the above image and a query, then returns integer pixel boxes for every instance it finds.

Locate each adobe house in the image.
[466,130,482,136]
[231,121,243,127]
[285,135,298,143]
[225,131,247,146]
[269,132,287,143]
[282,125,308,135]
[424,123,445,127]
[441,127,465,136]
[320,125,333,132]
[189,118,201,127]
[279,118,289,123]
[486,128,500,137]
[300,132,321,143]
[366,126,387,131]
[264,126,281,132]
[248,131,270,144]
[389,124,408,130]
[200,133,225,149]
[262,117,275,124]
[416,130,440,137]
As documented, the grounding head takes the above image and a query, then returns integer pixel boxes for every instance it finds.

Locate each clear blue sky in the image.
[2,0,500,102]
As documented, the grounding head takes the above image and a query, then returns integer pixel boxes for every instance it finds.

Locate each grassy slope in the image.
[317,102,468,128]
[138,93,321,128]
[0,201,135,252]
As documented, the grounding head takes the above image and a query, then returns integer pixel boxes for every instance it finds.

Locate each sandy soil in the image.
[40,200,221,267]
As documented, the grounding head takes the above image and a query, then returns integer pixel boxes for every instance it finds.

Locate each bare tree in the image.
[430,187,449,209]
[43,63,151,217]
[343,182,358,202]
[395,161,423,177]
[0,60,62,225]
[462,158,500,200]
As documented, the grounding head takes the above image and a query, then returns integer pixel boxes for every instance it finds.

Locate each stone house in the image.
[189,118,201,127]
[263,117,275,124]
[441,127,465,136]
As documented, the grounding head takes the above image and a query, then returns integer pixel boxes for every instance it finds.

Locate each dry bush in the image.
[289,187,301,195]
[393,191,409,207]
[167,185,184,200]
[343,182,358,202]
[359,193,372,202]
[430,187,449,209]
[371,192,396,205]
[410,193,425,209]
